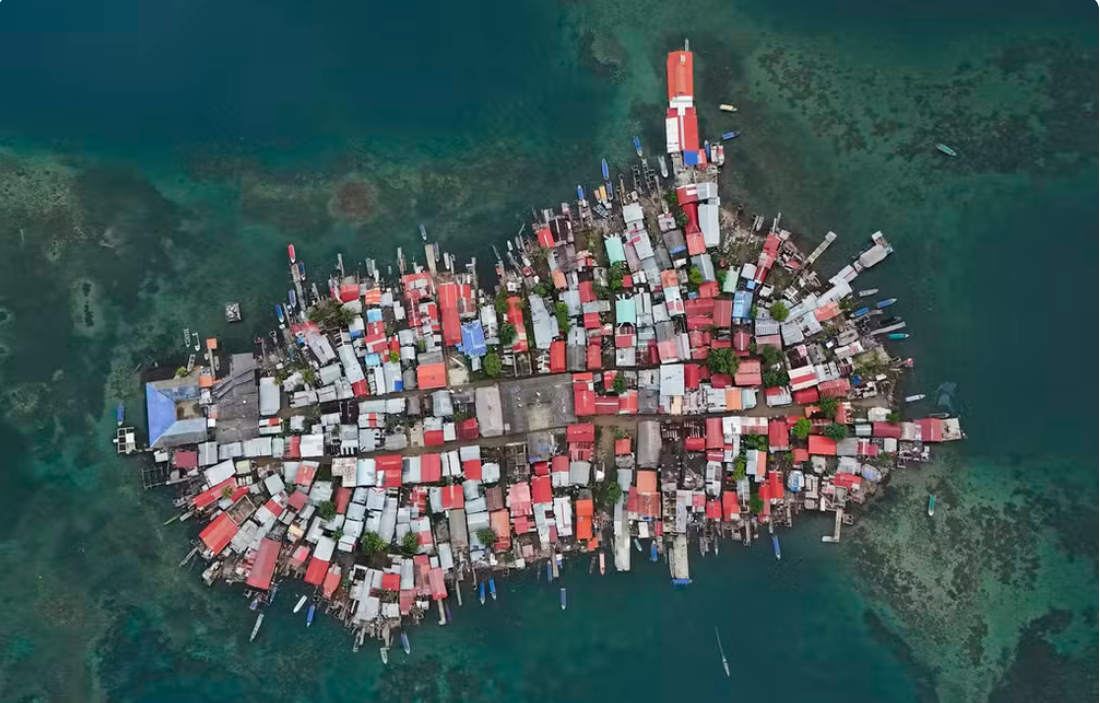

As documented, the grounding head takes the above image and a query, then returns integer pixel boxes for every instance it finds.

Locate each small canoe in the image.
[649,542,658,562]
[935,144,957,157]
[599,552,606,575]
[927,494,936,516]
[876,298,897,309]
[287,243,296,263]
[560,588,567,610]
[478,582,486,605]
[905,394,926,403]
[888,333,910,340]
[722,131,741,140]
[601,158,609,180]
[401,631,411,655]
[305,604,316,627]
[576,184,584,201]
[294,595,308,613]
[488,577,497,601]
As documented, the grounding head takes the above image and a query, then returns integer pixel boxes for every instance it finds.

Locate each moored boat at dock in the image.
[649,542,658,562]
[306,603,316,627]
[478,582,486,605]
[657,155,668,178]
[275,303,285,326]
[888,333,910,340]
[876,297,897,309]
[857,288,879,297]
[576,184,584,201]
[419,224,428,241]
[488,577,497,601]
[116,403,124,426]
[599,552,605,575]
[380,647,389,665]
[721,130,741,140]
[633,135,643,157]
[559,587,567,610]
[772,535,782,560]
[294,595,308,613]
[633,537,642,552]
[401,631,411,655]
[719,103,738,113]
[905,394,926,403]
[601,158,609,180]
[287,243,296,264]
[250,613,264,643]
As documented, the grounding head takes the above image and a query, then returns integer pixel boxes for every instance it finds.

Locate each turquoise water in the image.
[0,0,1095,701]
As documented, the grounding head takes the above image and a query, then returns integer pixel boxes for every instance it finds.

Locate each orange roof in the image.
[552,270,567,290]
[666,51,694,101]
[637,469,658,493]
[490,509,512,551]
[417,363,448,390]
[575,498,594,517]
[198,372,215,388]
[661,269,679,289]
[199,512,238,554]
[206,338,218,350]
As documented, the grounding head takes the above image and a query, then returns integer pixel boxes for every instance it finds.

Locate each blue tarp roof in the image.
[461,321,488,357]
[146,382,177,447]
[683,150,700,166]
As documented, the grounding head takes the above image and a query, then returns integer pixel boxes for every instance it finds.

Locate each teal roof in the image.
[604,236,626,265]
[615,296,637,325]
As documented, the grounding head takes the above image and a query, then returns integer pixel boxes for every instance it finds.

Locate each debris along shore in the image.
[130,40,964,650]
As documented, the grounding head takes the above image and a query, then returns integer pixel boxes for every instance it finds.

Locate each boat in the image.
[633,537,642,552]
[852,306,870,318]
[605,180,614,200]
[712,144,725,166]
[857,288,879,297]
[116,403,124,426]
[927,494,936,516]
[658,155,668,178]
[445,604,453,623]
[306,603,316,627]
[715,628,731,677]
[294,595,308,613]
[560,587,567,610]
[268,582,279,604]
[297,262,305,280]
[633,135,643,157]
[772,535,782,560]
[905,393,925,403]
[478,582,486,605]
[418,224,428,241]
[704,140,711,162]
[576,184,585,201]
[275,303,285,325]
[400,631,411,655]
[935,144,957,157]
[722,130,741,140]
[601,158,609,180]
[875,297,897,309]
[546,561,553,582]
[599,552,606,575]
[380,647,389,665]
[288,289,297,310]
[488,577,497,601]
[250,613,264,642]
[649,542,658,562]
[671,578,692,587]
[287,243,296,264]
[888,333,910,340]
[719,103,738,113]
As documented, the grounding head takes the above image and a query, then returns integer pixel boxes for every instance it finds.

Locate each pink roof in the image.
[818,378,851,398]
[551,456,569,474]
[808,435,838,456]
[915,418,944,442]
[246,538,281,590]
[706,417,724,449]
[872,422,902,439]
[567,423,596,443]
[417,363,448,390]
[768,420,790,450]
[667,50,694,100]
[173,451,198,469]
[834,473,862,490]
[508,482,533,517]
[199,512,239,554]
[735,359,762,387]
[574,389,595,416]
[296,463,317,488]
[287,488,309,512]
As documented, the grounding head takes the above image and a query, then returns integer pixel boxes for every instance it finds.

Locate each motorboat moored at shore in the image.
[560,587,567,610]
[287,243,296,263]
[601,158,609,180]
[294,595,308,613]
[633,135,643,157]
[888,333,910,340]
[875,297,897,309]
[657,155,668,178]
[905,394,926,403]
[250,613,264,642]
[488,577,497,601]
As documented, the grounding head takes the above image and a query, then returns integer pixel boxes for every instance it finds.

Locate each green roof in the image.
[604,236,626,265]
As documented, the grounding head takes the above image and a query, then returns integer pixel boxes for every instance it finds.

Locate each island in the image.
[124,41,964,656]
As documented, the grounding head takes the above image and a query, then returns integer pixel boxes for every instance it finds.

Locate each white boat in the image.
[380,646,389,665]
[250,613,264,643]
[293,595,308,613]
[599,552,606,575]
[716,628,731,677]
[719,104,738,113]
[657,155,668,178]
[905,394,926,403]
[857,288,879,297]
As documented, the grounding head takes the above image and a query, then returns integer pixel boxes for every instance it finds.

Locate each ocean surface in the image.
[0,1,1095,701]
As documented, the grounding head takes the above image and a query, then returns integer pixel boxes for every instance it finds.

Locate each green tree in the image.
[495,288,509,314]
[762,369,789,388]
[715,268,728,290]
[609,263,625,291]
[593,283,609,300]
[760,344,784,367]
[749,496,765,514]
[674,211,688,228]
[360,531,387,555]
[317,500,336,521]
[817,396,839,419]
[220,485,234,499]
[533,283,550,297]
[792,418,812,440]
[483,351,502,378]
[499,323,517,346]
[706,347,739,376]
[389,350,400,363]
[664,191,678,208]
[770,301,790,322]
[887,410,900,423]
[732,457,747,480]
[476,528,498,549]
[823,422,849,441]
[555,302,571,335]
[612,373,626,394]
[687,267,704,288]
[749,304,758,319]
[400,531,420,556]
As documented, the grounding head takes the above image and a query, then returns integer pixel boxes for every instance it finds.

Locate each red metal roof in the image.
[722,490,741,520]
[173,451,198,469]
[706,417,724,449]
[793,448,809,463]
[417,363,448,390]
[567,423,596,443]
[457,418,480,441]
[872,422,902,439]
[579,281,596,303]
[287,488,309,511]
[550,340,566,373]
[584,312,601,329]
[192,478,236,510]
[490,509,511,550]
[304,556,329,585]
[245,538,281,590]
[618,391,638,414]
[420,453,442,482]
[793,387,820,404]
[537,226,554,248]
[574,389,595,416]
[423,429,445,447]
[531,475,553,504]
[834,473,862,490]
[463,459,482,480]
[595,396,619,415]
[441,484,465,510]
[915,418,944,442]
[666,50,694,100]
[322,565,341,599]
[335,486,352,514]
[684,436,705,452]
[199,512,239,554]
[380,573,400,591]
[551,456,570,474]
[769,420,790,450]
[808,435,838,456]
[818,378,851,398]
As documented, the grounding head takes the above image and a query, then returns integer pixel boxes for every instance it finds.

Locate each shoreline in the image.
[122,41,965,655]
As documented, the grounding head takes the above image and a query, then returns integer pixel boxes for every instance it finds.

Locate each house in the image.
[145,375,207,449]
